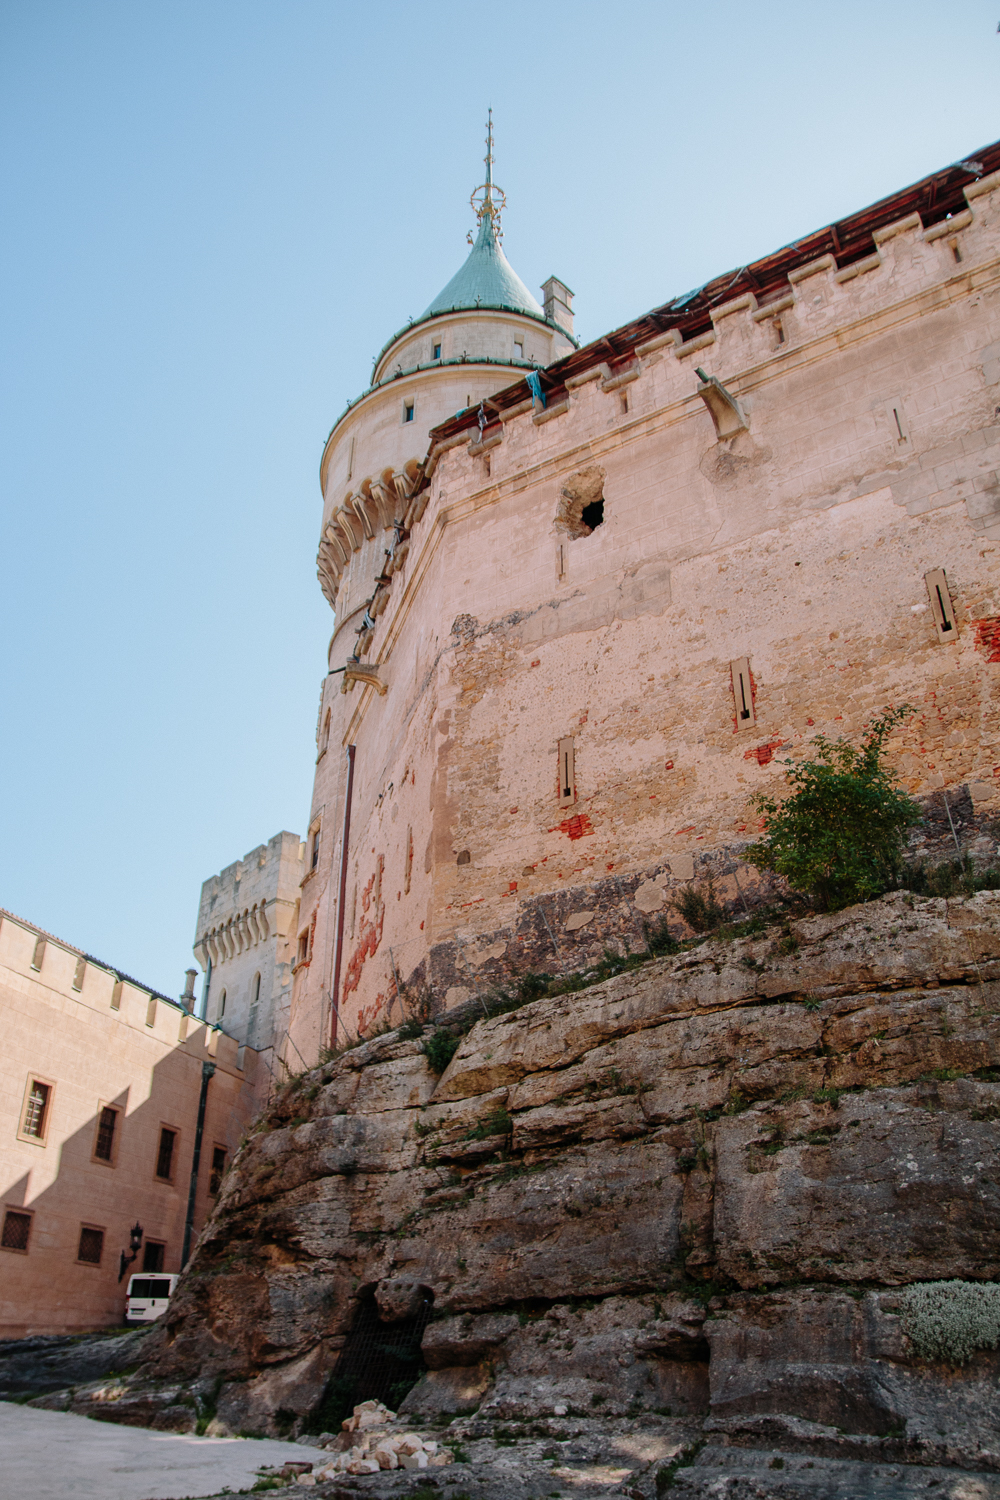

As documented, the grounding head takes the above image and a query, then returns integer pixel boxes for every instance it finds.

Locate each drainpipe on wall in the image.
[329,744,357,1049]
[199,958,212,1022]
[181,1060,216,1267]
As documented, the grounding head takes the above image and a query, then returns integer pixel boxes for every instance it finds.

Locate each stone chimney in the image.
[542,276,574,338]
[180,968,198,1013]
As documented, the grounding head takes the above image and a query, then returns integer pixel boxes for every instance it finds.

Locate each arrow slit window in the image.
[558,737,576,807]
[730,658,756,729]
[924,569,956,642]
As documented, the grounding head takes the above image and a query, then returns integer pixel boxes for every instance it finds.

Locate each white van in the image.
[125,1273,178,1323]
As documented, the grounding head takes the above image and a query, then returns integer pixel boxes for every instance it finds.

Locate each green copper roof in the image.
[420,213,544,323]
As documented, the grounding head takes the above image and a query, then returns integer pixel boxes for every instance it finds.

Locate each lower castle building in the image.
[199,131,1000,1073]
[0,909,259,1335]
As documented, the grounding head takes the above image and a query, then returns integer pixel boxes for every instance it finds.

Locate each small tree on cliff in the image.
[747,706,919,910]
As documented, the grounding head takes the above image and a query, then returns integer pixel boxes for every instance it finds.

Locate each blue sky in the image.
[1,0,997,994]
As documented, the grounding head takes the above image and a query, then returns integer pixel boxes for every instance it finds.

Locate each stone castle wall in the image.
[288,169,1000,1061]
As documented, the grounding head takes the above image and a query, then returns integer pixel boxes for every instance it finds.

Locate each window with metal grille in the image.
[209,1146,227,1196]
[22,1081,50,1139]
[156,1127,176,1181]
[1,1210,32,1252]
[78,1226,104,1264]
[142,1240,165,1272]
[94,1106,118,1162]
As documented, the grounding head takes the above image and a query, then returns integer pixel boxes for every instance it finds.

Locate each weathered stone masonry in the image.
[288,146,1000,1061]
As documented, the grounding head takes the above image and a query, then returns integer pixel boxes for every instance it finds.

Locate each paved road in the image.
[0,1400,315,1499]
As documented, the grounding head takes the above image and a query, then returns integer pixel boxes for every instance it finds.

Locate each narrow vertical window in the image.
[1,1209,32,1252]
[72,957,86,992]
[730,658,756,729]
[77,1226,104,1265]
[311,827,321,870]
[432,342,441,360]
[251,972,261,1008]
[925,568,957,642]
[21,1081,51,1141]
[403,400,414,423]
[219,989,226,1017]
[93,1105,119,1163]
[30,937,46,972]
[209,1146,227,1196]
[146,997,157,1028]
[514,340,524,358]
[110,980,123,1011]
[558,737,576,808]
[155,1127,177,1182]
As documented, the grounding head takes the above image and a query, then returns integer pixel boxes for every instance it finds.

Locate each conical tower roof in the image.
[420,211,544,322]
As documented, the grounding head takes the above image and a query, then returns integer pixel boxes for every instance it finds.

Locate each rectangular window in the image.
[514,340,524,358]
[21,1080,51,1141]
[730,657,756,729]
[311,828,320,869]
[1,1209,32,1253]
[925,568,957,643]
[432,343,441,360]
[72,957,86,992]
[403,400,414,423]
[30,936,46,972]
[142,1240,165,1273]
[557,737,576,808]
[297,930,310,965]
[93,1105,119,1163]
[155,1127,177,1182]
[145,997,157,1028]
[110,980,123,1011]
[209,1146,227,1196]
[77,1225,104,1265]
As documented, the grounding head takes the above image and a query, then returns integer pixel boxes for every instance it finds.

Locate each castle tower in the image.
[286,121,577,1062]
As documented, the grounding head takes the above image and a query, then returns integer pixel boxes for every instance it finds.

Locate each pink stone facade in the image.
[284,155,1000,1063]
[1,910,261,1335]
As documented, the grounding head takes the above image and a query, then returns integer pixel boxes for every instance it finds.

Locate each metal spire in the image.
[470,108,507,243]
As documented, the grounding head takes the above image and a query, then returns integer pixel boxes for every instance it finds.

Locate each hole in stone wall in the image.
[580,499,604,531]
[456,850,471,866]
[304,1283,434,1432]
[555,466,606,539]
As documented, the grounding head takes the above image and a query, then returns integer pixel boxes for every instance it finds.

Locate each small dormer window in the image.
[432,343,441,360]
[403,401,414,423]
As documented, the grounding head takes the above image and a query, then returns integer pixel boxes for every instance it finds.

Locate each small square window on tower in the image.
[403,400,415,423]
[730,658,756,729]
[432,343,441,360]
[557,737,576,807]
[924,568,957,643]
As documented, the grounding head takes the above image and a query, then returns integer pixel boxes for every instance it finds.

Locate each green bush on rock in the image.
[748,706,920,910]
[898,1280,1000,1364]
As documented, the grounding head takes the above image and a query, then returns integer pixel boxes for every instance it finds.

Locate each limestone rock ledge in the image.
[36,891,1000,1493]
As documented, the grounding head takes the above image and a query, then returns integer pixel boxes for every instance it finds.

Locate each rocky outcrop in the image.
[42,891,1000,1493]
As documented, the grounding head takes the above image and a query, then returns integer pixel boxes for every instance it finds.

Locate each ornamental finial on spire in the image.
[469,108,507,244]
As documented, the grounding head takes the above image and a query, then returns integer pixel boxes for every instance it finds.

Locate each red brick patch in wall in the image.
[744,738,789,767]
[974,617,1000,662]
[549,813,595,840]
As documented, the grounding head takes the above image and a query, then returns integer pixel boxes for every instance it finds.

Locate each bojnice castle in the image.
[5,126,1000,1329]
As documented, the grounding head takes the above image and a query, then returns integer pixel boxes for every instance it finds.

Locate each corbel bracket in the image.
[695,367,749,440]
[341,658,387,696]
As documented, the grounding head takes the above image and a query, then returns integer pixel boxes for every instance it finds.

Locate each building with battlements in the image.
[1,908,259,1335]
[230,128,1000,1069]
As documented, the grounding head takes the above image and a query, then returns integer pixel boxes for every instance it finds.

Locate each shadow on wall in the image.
[0,1039,257,1338]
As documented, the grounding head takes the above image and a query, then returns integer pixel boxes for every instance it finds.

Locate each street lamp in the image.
[117,1221,144,1283]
